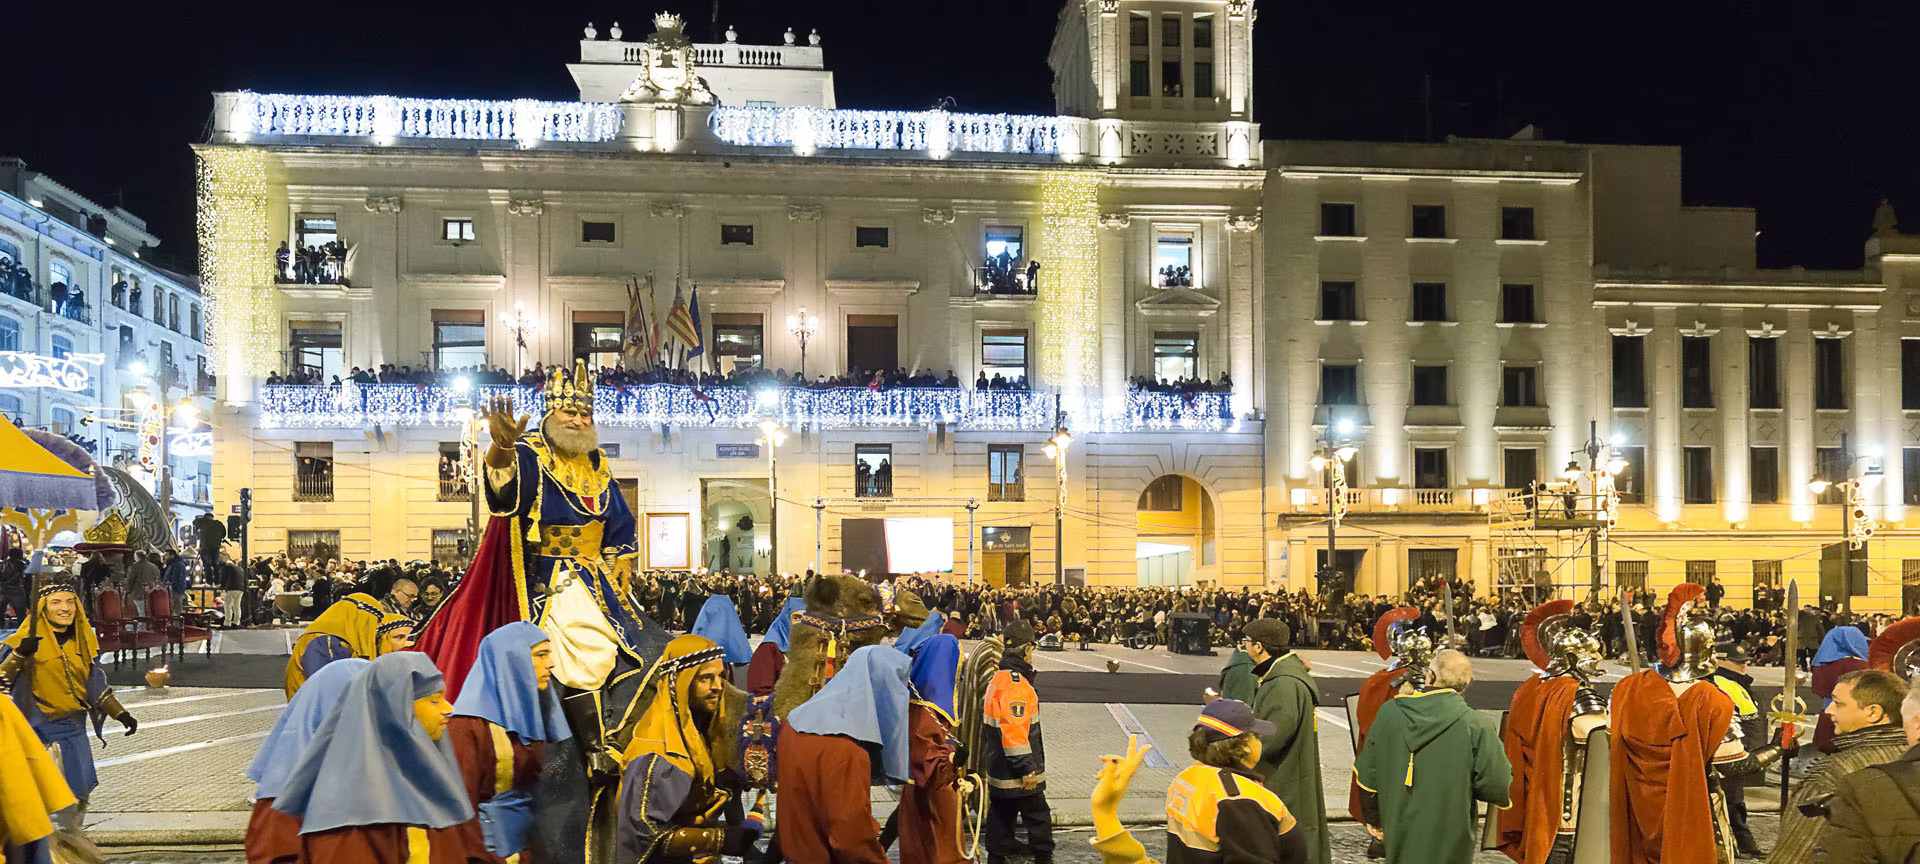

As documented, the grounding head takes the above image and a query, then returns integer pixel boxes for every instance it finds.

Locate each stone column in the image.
[1785,309,1815,520]
[1098,213,1130,417]
[504,195,545,366]
[1648,309,1681,522]
[1226,214,1259,418]
[360,195,404,369]
[1714,311,1749,524]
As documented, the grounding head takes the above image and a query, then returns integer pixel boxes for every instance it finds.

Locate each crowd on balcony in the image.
[49,282,89,322]
[1129,373,1232,395]
[978,253,1041,294]
[1157,263,1193,287]
[274,241,349,285]
[0,258,36,304]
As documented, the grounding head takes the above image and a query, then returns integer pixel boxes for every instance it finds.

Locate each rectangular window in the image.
[855,226,890,248]
[190,305,202,342]
[1152,332,1199,382]
[855,445,893,498]
[1612,335,1646,408]
[1192,16,1213,47]
[1411,365,1448,406]
[712,313,765,375]
[431,529,471,566]
[571,310,624,369]
[1907,449,1920,506]
[1750,338,1782,410]
[286,530,341,563]
[1615,560,1649,591]
[1129,61,1150,97]
[441,218,475,242]
[1410,205,1448,238]
[1754,560,1783,609]
[1321,364,1359,405]
[984,225,1024,262]
[1617,446,1646,503]
[1500,284,1536,324]
[1750,447,1780,504]
[1681,336,1713,408]
[432,310,486,370]
[1320,203,1357,237]
[847,314,899,376]
[1906,339,1920,409]
[1500,207,1537,240]
[720,223,755,246]
[289,320,343,382]
[169,295,181,332]
[1129,15,1149,45]
[294,442,334,502]
[1155,228,1195,287]
[1410,282,1447,322]
[580,220,617,244]
[1685,560,1717,586]
[437,442,469,502]
[1502,365,1538,407]
[1815,338,1846,409]
[988,445,1025,502]
[1161,14,1182,46]
[153,289,165,321]
[1140,475,1183,511]
[1161,61,1183,97]
[1503,448,1538,491]
[1413,448,1450,489]
[982,330,1030,384]
[1319,281,1358,320]
[1683,446,1714,504]
[1193,62,1214,99]
[1816,447,1847,504]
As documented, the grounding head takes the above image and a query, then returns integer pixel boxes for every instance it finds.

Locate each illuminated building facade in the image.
[0,160,214,526]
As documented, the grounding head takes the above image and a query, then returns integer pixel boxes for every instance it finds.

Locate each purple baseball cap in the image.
[1195,699,1275,741]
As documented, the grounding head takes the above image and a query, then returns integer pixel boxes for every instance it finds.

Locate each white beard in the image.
[543,420,600,459]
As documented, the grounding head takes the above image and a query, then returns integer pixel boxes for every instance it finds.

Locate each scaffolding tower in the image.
[1490,480,1617,602]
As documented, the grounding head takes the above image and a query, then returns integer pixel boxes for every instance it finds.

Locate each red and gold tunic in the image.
[448,715,544,864]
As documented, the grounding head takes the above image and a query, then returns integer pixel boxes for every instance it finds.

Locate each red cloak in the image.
[1608,670,1733,864]
[896,704,966,864]
[1348,666,1400,821]
[448,715,545,864]
[414,516,528,703]
[1495,674,1579,864]
[244,798,301,864]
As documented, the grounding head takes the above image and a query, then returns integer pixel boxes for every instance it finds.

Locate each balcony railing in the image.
[708,107,1067,155]
[437,476,471,502]
[256,383,1240,431]
[293,473,335,502]
[1291,487,1519,514]
[235,93,624,144]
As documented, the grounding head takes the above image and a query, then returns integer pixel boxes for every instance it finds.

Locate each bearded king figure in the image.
[415,359,670,864]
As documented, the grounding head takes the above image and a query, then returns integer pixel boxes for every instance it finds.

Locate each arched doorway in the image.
[701,479,770,574]
[1135,474,1218,587]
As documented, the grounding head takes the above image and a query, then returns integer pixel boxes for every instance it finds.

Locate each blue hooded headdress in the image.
[272,652,474,833]
[893,609,945,655]
[764,596,808,653]
[1814,625,1870,665]
[248,658,368,801]
[785,644,912,785]
[907,634,961,727]
[692,595,753,664]
[452,621,572,743]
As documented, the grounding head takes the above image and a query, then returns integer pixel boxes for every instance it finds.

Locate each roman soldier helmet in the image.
[1870,617,1920,680]
[1657,583,1717,683]
[1523,599,1605,679]
[1372,606,1422,665]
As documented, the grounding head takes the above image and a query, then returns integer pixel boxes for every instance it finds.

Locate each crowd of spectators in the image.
[264,362,1045,392]
[1129,373,1233,397]
[274,240,348,285]
[0,257,37,303]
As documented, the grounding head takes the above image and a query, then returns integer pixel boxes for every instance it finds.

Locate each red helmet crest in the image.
[1372,606,1422,660]
[1522,599,1577,670]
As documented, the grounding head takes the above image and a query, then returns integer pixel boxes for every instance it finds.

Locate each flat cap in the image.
[1244,618,1289,650]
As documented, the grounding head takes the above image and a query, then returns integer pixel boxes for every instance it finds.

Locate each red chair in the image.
[147,589,211,660]
[97,588,166,669]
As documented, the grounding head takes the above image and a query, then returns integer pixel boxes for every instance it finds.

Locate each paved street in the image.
[80,630,1791,861]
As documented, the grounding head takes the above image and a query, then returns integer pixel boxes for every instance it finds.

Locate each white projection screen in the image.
[883,518,955,573]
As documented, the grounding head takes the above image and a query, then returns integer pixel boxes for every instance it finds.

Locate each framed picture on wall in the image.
[646,513,691,569]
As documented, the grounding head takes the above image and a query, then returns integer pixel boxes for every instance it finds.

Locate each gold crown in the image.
[85,511,131,545]
[545,359,596,416]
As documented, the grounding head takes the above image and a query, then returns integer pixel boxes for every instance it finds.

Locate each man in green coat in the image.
[1244,618,1329,864]
[1217,647,1256,703]
[1355,649,1511,864]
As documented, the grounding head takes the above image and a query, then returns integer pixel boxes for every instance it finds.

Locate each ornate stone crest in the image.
[617,13,716,105]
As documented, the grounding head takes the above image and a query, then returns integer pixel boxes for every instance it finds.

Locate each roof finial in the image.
[1874,198,1900,238]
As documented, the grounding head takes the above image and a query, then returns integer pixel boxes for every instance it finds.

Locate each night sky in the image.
[11,0,1916,273]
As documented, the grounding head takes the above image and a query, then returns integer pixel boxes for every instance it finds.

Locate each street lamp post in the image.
[1044,423,1073,585]
[1807,431,1881,614]
[758,419,788,575]
[1310,419,1358,599]
[786,307,819,379]
[1563,419,1629,599]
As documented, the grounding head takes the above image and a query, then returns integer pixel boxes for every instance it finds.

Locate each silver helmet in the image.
[1656,586,1719,683]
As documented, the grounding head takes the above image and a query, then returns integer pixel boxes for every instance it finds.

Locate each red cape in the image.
[414,515,529,703]
[1609,670,1732,864]
[1349,666,1401,821]
[1496,674,1579,864]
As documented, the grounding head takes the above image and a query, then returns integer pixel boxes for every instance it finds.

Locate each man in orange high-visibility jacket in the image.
[982,621,1053,864]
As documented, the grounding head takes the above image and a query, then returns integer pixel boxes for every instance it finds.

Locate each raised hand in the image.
[483,395,530,448]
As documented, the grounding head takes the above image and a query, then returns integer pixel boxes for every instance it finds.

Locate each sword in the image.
[1620,587,1643,672]
[1771,580,1808,806]
[1441,582,1462,651]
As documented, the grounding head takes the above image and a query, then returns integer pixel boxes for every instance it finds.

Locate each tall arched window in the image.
[49,260,72,288]
[50,333,72,360]
[168,294,181,331]
[50,406,76,433]
[0,236,19,266]
[0,315,17,352]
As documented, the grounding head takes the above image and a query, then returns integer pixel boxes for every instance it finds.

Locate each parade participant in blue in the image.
[897,633,968,864]
[0,576,137,833]
[450,622,573,864]
[245,657,369,864]
[690,595,752,665]
[778,644,913,864]
[0,682,77,864]
[271,652,475,863]
[416,359,671,864]
[894,605,947,655]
